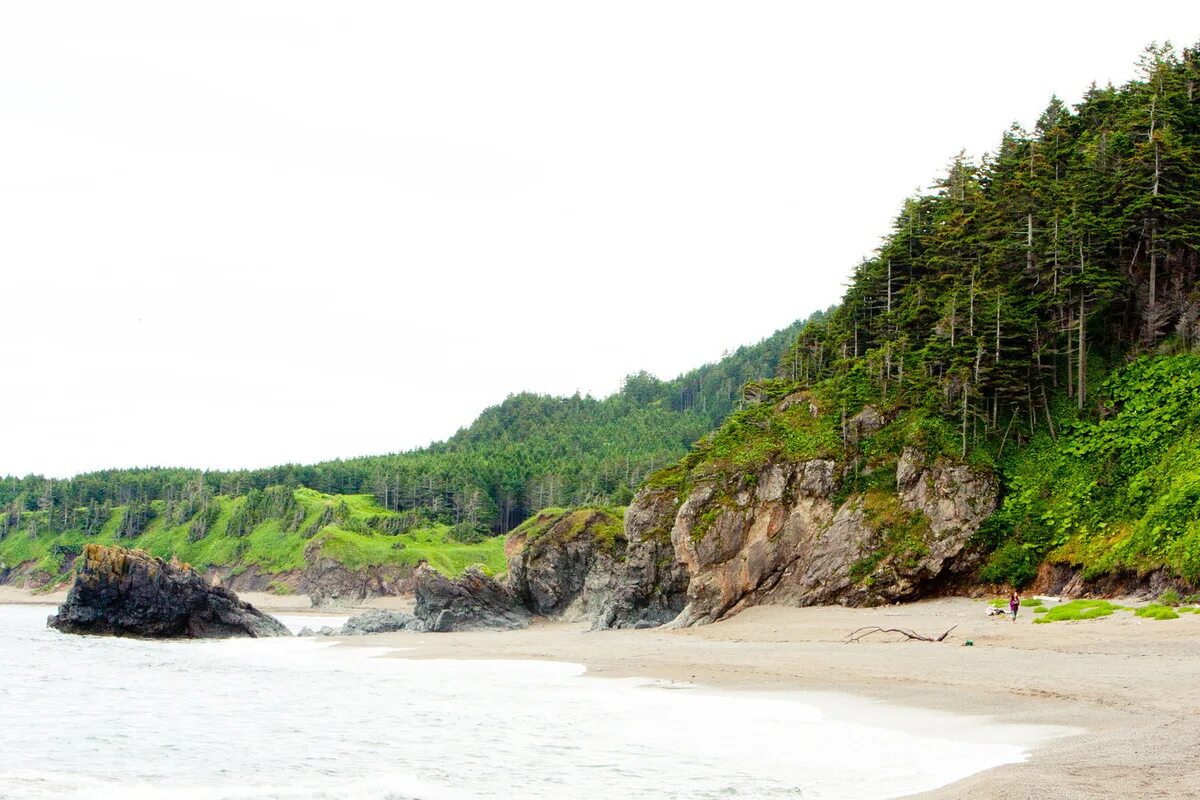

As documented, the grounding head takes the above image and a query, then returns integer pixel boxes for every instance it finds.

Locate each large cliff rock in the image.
[591,445,997,628]
[48,544,290,639]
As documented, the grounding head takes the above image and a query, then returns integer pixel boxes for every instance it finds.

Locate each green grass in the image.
[1134,603,1181,620]
[1033,599,1127,623]
[510,506,627,557]
[0,488,506,583]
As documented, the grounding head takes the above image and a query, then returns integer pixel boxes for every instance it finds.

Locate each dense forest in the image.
[656,43,1200,587]
[0,310,828,582]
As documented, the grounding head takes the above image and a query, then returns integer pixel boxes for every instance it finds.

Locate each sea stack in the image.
[48,543,291,639]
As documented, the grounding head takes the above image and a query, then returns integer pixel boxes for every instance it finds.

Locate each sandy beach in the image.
[336,598,1200,800]
[9,586,1197,798]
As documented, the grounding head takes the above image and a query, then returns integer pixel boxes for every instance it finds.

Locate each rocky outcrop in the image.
[338,608,425,635]
[505,509,614,618]
[297,625,339,637]
[1031,562,1195,599]
[48,544,290,639]
[301,554,415,608]
[412,565,529,632]
[588,490,689,629]
[587,446,997,628]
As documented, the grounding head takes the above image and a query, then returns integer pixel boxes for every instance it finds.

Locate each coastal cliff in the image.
[485,403,998,629]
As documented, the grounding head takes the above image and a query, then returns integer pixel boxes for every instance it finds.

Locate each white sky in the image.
[1,2,1196,478]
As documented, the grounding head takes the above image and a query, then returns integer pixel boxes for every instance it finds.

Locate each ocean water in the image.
[0,604,1039,799]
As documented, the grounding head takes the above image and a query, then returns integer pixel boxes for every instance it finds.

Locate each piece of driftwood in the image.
[843,624,957,643]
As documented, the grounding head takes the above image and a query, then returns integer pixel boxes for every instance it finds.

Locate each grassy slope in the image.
[0,487,506,586]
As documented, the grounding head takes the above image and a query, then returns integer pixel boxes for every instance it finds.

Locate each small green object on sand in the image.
[964,640,974,647]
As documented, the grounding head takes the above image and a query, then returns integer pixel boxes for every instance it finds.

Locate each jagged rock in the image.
[596,447,998,628]
[302,554,414,608]
[505,508,629,621]
[339,609,426,635]
[48,544,290,639]
[847,405,887,442]
[413,565,529,632]
[590,488,689,630]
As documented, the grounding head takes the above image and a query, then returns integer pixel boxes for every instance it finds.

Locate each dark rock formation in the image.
[301,555,415,609]
[499,503,687,631]
[48,544,291,639]
[588,489,689,630]
[339,608,426,635]
[412,565,529,632]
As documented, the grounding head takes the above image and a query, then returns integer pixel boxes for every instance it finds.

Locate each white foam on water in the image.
[0,604,1069,799]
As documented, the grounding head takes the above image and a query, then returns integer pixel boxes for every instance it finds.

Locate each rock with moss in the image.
[598,444,997,628]
[589,489,690,630]
[48,544,290,639]
[506,507,628,620]
[412,564,529,632]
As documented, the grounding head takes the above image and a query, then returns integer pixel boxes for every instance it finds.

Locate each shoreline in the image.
[334,598,1200,800]
[8,587,1197,798]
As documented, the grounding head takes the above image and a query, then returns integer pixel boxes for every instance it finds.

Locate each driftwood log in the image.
[843,624,957,643]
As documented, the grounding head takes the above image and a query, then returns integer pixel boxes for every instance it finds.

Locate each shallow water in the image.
[0,604,1036,799]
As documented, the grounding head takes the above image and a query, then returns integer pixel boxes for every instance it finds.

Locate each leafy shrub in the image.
[980,540,1039,587]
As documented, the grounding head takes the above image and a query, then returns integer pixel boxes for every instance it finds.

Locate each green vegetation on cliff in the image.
[0,486,506,586]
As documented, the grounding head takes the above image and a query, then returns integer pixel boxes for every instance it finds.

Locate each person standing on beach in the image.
[1009,591,1020,622]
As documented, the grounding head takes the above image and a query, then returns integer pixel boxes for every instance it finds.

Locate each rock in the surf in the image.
[48,544,291,639]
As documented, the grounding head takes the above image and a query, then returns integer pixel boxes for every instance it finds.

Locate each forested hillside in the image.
[0,310,827,585]
[653,43,1200,589]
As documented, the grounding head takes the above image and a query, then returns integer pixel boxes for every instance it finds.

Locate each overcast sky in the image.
[1,2,1195,477]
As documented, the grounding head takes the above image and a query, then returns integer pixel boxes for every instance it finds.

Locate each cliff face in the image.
[504,506,687,629]
[553,440,997,628]
[402,428,998,630]
[651,447,996,626]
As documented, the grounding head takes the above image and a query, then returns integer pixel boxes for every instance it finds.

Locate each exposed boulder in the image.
[297,625,338,637]
[339,608,426,635]
[847,405,887,443]
[48,544,290,639]
[412,565,529,632]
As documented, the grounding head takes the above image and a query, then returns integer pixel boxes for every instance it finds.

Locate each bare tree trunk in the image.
[1078,290,1086,411]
